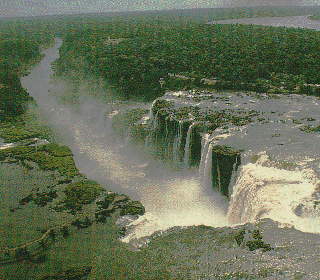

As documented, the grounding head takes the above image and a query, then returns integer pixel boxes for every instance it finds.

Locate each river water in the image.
[21,39,229,241]
[209,15,320,31]
[20,15,320,241]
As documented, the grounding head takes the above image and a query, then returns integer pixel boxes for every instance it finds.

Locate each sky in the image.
[0,0,319,18]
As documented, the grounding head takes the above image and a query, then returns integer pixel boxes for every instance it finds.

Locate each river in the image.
[21,38,229,241]
[20,14,320,241]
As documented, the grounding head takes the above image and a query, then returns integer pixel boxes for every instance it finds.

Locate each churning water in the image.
[21,39,230,242]
[21,33,320,243]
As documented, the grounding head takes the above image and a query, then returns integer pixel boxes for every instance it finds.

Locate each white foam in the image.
[228,155,320,233]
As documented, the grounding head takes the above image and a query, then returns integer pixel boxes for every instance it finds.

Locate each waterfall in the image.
[20,38,231,245]
[229,155,240,196]
[199,134,213,187]
[172,121,183,165]
[145,111,159,148]
[183,123,194,168]
[227,154,320,233]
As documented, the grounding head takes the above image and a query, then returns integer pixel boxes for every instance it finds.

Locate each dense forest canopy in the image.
[2,5,320,113]
[0,18,55,120]
[52,7,320,100]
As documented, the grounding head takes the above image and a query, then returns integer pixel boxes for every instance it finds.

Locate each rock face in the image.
[130,88,320,213]
[131,92,248,197]
[211,145,241,197]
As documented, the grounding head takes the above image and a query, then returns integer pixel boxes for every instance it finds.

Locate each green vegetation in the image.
[203,108,260,127]
[0,123,40,143]
[0,20,54,120]
[308,14,320,21]
[234,229,272,252]
[1,6,319,109]
[120,200,145,216]
[151,99,174,115]
[19,190,58,207]
[95,192,145,222]
[112,108,148,138]
[300,124,320,133]
[41,266,92,280]
[58,180,104,212]
[0,143,80,179]
[50,9,320,101]
[37,143,73,157]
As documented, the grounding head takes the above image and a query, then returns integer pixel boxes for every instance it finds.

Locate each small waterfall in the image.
[145,111,159,148]
[199,135,211,181]
[229,155,240,196]
[199,140,214,189]
[172,121,183,165]
[183,123,194,168]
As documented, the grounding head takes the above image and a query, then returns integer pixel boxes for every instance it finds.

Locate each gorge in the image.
[21,35,320,244]
[2,11,320,279]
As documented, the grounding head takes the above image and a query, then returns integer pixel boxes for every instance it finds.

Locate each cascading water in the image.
[227,154,320,233]
[172,121,182,165]
[20,39,230,243]
[198,135,214,189]
[21,38,320,245]
[183,123,194,168]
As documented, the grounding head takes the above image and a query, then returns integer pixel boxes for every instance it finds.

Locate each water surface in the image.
[209,15,320,31]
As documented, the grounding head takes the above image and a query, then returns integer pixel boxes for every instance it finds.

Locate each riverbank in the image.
[0,107,146,279]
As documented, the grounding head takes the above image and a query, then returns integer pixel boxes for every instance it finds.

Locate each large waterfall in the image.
[21,39,230,243]
[20,38,320,245]
[141,90,320,236]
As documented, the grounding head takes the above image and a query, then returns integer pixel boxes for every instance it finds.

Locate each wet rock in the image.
[294,204,303,217]
[211,145,241,197]
[189,124,202,167]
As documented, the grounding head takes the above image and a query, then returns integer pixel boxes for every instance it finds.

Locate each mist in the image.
[20,38,230,241]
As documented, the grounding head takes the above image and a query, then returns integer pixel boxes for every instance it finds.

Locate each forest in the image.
[0,18,54,120]
[52,15,320,101]
[2,6,320,279]
[2,5,320,112]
